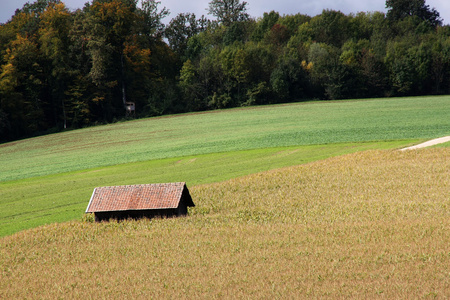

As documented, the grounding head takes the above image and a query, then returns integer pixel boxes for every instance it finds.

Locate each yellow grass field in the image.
[1,149,449,298]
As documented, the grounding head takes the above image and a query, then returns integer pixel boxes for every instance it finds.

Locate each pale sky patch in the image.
[1,0,448,25]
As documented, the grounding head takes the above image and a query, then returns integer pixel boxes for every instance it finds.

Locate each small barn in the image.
[85,182,194,222]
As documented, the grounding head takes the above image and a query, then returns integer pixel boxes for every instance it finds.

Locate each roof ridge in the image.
[94,182,186,189]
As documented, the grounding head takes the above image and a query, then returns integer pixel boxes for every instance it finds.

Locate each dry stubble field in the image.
[1,148,449,298]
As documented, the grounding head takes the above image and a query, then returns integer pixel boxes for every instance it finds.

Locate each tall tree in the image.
[270,54,306,101]
[251,11,279,42]
[0,34,46,137]
[386,0,442,27]
[220,46,249,103]
[84,0,138,119]
[165,13,209,59]
[309,9,351,48]
[208,0,249,27]
[13,0,61,36]
[39,2,72,128]
[138,0,169,39]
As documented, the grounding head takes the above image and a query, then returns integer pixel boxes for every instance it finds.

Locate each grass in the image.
[1,96,449,182]
[0,96,448,297]
[0,140,415,237]
[1,149,448,298]
[432,141,450,147]
[1,95,449,236]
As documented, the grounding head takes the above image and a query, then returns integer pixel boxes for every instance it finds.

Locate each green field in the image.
[0,96,449,237]
[1,96,449,182]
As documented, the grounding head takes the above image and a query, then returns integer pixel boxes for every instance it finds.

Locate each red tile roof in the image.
[86,182,192,213]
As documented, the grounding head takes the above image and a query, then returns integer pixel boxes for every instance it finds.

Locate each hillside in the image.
[0,96,449,237]
[1,96,449,182]
[1,149,448,298]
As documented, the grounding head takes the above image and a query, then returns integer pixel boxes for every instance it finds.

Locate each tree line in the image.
[0,0,449,141]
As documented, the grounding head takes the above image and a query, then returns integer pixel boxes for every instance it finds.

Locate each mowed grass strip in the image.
[1,149,448,298]
[1,96,449,182]
[0,140,414,237]
[432,141,450,147]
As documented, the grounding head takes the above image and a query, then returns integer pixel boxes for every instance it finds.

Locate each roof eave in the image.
[85,188,97,213]
[90,207,180,213]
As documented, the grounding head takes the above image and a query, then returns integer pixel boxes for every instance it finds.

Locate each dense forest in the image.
[0,0,449,141]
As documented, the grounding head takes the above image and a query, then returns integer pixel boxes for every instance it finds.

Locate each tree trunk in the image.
[121,54,127,112]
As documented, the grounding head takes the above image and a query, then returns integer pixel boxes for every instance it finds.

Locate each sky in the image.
[1,0,449,25]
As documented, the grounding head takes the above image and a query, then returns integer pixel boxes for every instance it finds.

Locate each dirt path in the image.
[400,136,450,151]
